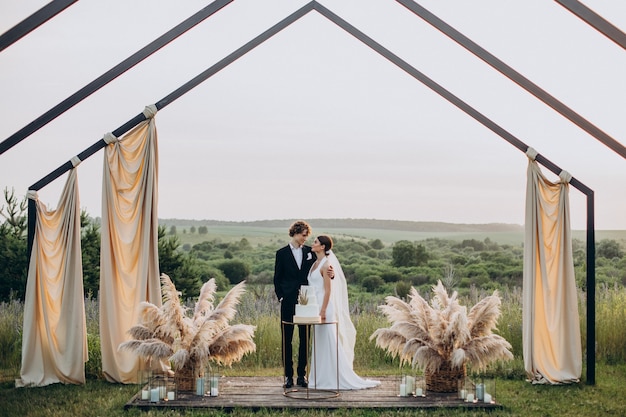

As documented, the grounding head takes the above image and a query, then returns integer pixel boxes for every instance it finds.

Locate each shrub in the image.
[395,281,411,299]
[218,260,250,284]
[362,275,385,293]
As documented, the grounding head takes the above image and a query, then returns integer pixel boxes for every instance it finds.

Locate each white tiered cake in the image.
[293,285,321,323]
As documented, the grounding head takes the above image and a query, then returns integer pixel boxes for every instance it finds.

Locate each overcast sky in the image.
[1,0,624,230]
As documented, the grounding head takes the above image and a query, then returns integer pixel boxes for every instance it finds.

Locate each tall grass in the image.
[1,285,625,383]
[0,298,23,376]
[595,284,626,363]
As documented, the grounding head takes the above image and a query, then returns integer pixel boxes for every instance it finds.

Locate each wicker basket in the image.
[175,365,196,392]
[425,362,466,393]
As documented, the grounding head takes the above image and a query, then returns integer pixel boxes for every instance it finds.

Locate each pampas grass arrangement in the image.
[370,280,513,391]
[119,274,256,380]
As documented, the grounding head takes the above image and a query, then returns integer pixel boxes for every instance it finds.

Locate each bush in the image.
[218,260,250,284]
[380,270,403,283]
[361,275,385,293]
[395,281,411,299]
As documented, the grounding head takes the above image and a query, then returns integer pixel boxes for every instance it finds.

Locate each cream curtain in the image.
[523,153,582,384]
[16,169,87,387]
[100,116,161,383]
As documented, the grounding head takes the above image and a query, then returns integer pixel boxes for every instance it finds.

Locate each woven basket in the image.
[175,365,196,392]
[426,362,466,393]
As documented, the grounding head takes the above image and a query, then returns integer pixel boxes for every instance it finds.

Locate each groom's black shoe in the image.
[296,376,308,388]
[283,377,294,389]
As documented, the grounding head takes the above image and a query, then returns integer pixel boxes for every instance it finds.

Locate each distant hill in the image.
[160,218,524,233]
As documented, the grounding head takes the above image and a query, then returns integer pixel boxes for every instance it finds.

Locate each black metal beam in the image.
[0,0,234,156]
[555,0,626,50]
[396,0,626,160]
[0,0,78,53]
[586,192,595,385]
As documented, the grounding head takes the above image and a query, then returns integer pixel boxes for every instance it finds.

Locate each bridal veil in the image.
[327,250,357,368]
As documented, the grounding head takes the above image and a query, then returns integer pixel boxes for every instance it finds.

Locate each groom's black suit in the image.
[274,244,316,380]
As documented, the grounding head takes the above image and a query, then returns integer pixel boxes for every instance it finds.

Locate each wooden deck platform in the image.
[125,376,502,411]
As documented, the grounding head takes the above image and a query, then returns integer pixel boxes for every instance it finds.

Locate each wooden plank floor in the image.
[125,376,502,411]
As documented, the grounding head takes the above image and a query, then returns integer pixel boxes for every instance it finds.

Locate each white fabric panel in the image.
[523,159,582,384]
[99,118,161,383]
[16,170,87,387]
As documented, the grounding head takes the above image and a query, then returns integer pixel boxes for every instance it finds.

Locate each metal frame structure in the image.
[6,0,622,385]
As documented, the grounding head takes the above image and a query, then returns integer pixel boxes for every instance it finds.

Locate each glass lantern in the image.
[398,374,409,397]
[195,372,206,397]
[457,375,471,401]
[196,364,219,397]
[464,378,477,403]
[481,377,496,404]
[206,365,219,397]
[137,367,151,401]
[165,376,177,401]
[414,377,426,397]
[149,373,166,403]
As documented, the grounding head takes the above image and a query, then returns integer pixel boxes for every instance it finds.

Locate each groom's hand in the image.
[328,264,335,279]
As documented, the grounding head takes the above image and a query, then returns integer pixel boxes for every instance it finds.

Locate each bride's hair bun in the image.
[317,235,333,255]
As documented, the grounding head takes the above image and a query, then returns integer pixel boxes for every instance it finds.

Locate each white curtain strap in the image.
[103,132,118,144]
[70,156,81,167]
[143,104,158,119]
[26,190,38,200]
[559,170,572,183]
[526,147,538,160]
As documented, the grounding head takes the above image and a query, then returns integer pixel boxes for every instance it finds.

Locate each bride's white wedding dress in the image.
[307,252,380,390]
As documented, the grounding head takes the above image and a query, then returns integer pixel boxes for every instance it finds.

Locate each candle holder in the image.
[480,377,496,404]
[165,376,177,401]
[149,372,167,403]
[137,367,151,401]
[414,377,426,397]
[457,375,471,401]
[206,365,219,397]
[475,376,485,402]
[195,370,207,397]
[398,373,409,397]
[464,377,477,403]
[195,364,219,397]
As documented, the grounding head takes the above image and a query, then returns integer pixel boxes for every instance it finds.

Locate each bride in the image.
[307,235,380,390]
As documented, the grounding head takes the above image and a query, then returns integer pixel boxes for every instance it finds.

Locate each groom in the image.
[273,220,315,389]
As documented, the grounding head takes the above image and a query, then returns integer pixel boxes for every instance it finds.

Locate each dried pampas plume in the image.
[370,280,512,373]
[119,274,256,373]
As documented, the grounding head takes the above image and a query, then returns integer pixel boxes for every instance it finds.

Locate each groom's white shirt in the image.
[290,242,303,269]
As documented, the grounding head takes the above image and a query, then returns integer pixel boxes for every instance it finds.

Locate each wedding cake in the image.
[293,286,321,323]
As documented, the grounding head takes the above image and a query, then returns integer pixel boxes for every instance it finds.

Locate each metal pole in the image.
[555,0,626,50]
[586,192,595,385]
[0,0,78,53]
[26,198,36,267]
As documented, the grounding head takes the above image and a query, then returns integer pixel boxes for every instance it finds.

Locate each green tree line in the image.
[1,187,625,302]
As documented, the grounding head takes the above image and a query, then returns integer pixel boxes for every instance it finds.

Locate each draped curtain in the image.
[523,153,582,384]
[99,115,161,383]
[16,169,87,387]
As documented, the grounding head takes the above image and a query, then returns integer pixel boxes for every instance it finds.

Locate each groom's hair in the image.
[317,235,333,254]
[289,220,311,237]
